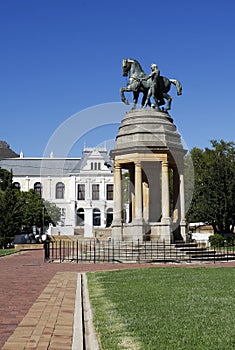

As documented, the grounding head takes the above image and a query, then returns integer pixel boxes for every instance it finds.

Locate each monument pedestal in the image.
[111,109,188,243]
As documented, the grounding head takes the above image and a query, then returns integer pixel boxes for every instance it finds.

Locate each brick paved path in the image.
[1,250,235,349]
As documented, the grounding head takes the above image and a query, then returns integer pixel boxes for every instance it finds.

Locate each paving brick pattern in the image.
[2,272,77,350]
[1,249,235,349]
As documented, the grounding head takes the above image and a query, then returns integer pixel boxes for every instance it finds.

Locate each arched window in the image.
[106,208,113,227]
[34,182,42,196]
[56,182,65,199]
[93,208,101,226]
[13,182,21,190]
[76,208,84,226]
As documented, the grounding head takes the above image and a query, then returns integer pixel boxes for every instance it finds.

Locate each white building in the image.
[0,147,114,237]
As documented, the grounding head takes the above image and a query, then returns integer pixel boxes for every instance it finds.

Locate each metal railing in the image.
[44,240,235,264]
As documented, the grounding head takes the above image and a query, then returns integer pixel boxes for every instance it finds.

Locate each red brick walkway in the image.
[1,250,235,349]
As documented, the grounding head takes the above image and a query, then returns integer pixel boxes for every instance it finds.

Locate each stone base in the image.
[111,224,123,242]
[123,223,144,242]
[112,221,150,243]
[180,220,188,242]
[149,221,173,244]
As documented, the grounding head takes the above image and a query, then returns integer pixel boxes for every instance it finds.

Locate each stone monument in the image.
[111,59,187,244]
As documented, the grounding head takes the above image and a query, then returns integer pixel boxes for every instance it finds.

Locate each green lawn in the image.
[0,249,18,256]
[88,267,235,350]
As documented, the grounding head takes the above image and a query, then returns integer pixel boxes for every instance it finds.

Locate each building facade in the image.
[0,147,114,237]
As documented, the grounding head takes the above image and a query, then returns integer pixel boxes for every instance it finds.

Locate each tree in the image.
[0,169,22,247]
[0,166,61,247]
[187,140,235,235]
[19,190,61,232]
[44,200,61,227]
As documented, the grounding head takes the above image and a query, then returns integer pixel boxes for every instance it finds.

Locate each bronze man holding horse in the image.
[120,58,182,111]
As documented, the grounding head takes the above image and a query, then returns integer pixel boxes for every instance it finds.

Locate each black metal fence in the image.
[44,240,235,264]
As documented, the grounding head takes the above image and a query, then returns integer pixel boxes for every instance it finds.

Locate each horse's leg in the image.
[162,93,172,111]
[132,91,139,109]
[120,87,130,105]
[151,90,161,110]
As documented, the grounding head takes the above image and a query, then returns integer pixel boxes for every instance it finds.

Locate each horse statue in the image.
[120,58,182,111]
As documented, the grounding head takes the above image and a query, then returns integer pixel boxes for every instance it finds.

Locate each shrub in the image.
[209,234,224,247]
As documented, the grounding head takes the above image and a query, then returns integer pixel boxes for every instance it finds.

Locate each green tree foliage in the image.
[44,200,61,227]
[19,190,61,231]
[0,167,61,247]
[0,169,22,247]
[187,140,235,234]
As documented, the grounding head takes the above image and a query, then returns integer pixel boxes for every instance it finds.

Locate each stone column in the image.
[112,162,122,225]
[160,159,172,243]
[111,162,123,241]
[179,172,185,221]
[129,167,135,222]
[143,182,149,222]
[161,160,170,219]
[179,170,188,241]
[134,161,143,223]
[172,166,180,223]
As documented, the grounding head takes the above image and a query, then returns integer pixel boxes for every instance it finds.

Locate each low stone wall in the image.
[14,244,44,250]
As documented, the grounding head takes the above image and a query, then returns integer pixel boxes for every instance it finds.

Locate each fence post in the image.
[163,240,166,263]
[138,239,140,263]
[76,240,78,263]
[59,240,62,263]
[94,240,96,264]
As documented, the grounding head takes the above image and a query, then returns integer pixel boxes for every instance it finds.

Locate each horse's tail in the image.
[170,79,182,95]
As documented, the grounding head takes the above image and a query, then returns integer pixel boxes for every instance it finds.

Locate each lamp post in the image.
[42,206,45,234]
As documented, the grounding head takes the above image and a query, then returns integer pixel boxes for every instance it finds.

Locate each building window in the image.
[76,208,84,226]
[92,184,99,200]
[77,184,85,200]
[106,184,113,200]
[93,208,101,226]
[56,182,65,199]
[91,162,101,170]
[13,182,21,190]
[34,182,42,196]
[106,208,113,227]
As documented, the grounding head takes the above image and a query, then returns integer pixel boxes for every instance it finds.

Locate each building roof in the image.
[0,158,81,176]
[0,147,113,177]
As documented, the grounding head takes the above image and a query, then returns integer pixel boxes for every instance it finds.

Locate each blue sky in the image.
[0,0,234,157]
